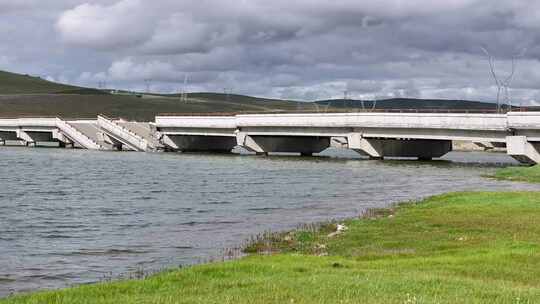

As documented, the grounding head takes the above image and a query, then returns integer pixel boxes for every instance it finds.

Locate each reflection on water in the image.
[0,147,538,297]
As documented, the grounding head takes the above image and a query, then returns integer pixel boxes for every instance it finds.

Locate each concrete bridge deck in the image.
[155,112,540,163]
[1,112,540,164]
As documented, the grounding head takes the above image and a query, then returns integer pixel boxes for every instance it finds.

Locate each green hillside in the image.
[0,70,318,120]
[0,93,315,121]
[0,69,521,120]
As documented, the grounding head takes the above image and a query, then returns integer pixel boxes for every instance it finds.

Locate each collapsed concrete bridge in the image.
[1,112,540,164]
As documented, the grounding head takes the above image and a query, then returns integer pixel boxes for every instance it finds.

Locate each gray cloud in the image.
[2,0,540,104]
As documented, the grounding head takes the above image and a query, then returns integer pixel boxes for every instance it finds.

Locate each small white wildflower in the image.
[337,224,348,232]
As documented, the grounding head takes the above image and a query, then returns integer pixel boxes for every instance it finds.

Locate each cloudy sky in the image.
[2,0,540,103]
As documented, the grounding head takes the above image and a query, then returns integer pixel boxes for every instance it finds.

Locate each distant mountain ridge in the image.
[316,98,502,110]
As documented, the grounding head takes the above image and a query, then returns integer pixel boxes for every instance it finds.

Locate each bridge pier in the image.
[506,136,540,165]
[348,133,452,160]
[52,129,75,148]
[16,130,57,147]
[57,141,75,149]
[161,135,236,153]
[16,130,34,144]
[237,133,330,156]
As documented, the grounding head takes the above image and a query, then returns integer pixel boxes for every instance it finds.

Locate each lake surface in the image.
[1,147,539,297]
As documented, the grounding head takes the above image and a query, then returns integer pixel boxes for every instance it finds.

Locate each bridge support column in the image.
[52,129,74,148]
[57,141,75,148]
[161,135,236,153]
[16,130,35,145]
[506,136,540,165]
[348,133,452,160]
[237,132,330,156]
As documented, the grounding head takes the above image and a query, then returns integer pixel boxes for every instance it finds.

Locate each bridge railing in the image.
[55,118,103,150]
[97,115,149,151]
[156,108,532,117]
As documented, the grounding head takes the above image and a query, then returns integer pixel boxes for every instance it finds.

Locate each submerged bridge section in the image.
[155,112,540,164]
[97,115,159,152]
[0,118,103,149]
[56,119,104,150]
[0,117,158,152]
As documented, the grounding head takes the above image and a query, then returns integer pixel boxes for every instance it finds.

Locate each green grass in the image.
[0,93,322,121]
[4,192,540,303]
[490,165,540,183]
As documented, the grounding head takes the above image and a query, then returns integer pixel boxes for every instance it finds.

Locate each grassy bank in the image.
[490,165,540,183]
[3,192,540,303]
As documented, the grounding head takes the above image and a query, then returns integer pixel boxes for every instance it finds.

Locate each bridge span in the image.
[155,111,540,164]
[1,112,540,164]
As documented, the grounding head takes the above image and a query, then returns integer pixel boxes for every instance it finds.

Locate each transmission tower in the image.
[223,87,231,102]
[144,79,152,94]
[180,74,189,103]
[481,47,526,112]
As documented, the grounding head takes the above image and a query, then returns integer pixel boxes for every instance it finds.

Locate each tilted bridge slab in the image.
[97,115,160,152]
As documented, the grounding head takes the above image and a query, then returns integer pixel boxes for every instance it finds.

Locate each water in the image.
[0,147,539,297]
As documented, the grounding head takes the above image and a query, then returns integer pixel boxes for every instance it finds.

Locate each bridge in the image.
[155,112,540,164]
[1,112,540,164]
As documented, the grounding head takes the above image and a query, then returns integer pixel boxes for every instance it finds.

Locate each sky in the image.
[2,0,540,104]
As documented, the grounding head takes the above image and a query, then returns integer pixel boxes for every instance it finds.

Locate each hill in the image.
[0,70,318,120]
[0,93,315,121]
[0,69,517,120]
[0,70,92,94]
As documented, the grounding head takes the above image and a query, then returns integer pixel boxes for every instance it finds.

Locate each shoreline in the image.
[2,166,539,303]
[3,188,540,303]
